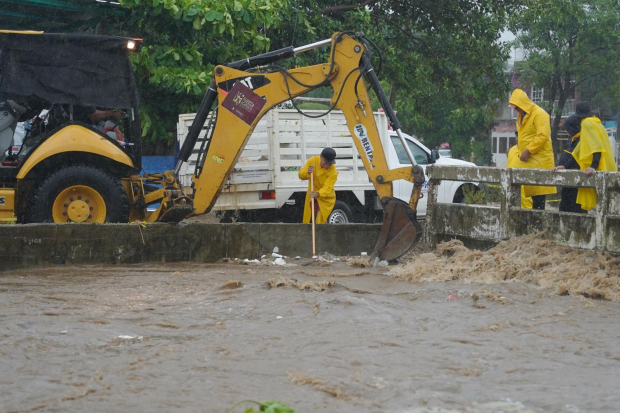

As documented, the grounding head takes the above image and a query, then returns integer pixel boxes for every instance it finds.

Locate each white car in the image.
[388,132,478,215]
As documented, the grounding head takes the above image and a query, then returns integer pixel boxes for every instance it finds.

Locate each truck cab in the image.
[388,131,478,215]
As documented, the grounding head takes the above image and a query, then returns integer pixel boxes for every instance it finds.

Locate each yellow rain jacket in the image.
[508,89,557,197]
[298,156,338,224]
[572,117,618,210]
[506,145,533,209]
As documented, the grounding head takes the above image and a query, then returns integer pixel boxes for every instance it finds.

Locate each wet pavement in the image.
[1,260,619,412]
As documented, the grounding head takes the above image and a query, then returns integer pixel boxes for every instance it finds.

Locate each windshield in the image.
[390,136,429,164]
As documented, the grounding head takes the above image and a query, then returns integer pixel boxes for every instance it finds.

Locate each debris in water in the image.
[267,277,334,291]
[347,256,371,268]
[287,371,354,401]
[378,260,389,267]
[319,252,339,262]
[219,280,243,290]
[390,234,620,301]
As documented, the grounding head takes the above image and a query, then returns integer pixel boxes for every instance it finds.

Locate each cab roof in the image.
[0,32,140,109]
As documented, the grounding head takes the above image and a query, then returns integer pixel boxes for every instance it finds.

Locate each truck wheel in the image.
[26,165,129,223]
[327,201,353,224]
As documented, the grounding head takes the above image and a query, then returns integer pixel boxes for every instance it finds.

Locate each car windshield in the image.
[390,136,428,164]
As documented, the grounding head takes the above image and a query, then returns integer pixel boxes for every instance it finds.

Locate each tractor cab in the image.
[0,31,143,177]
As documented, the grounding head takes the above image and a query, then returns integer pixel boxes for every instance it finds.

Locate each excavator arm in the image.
[174,32,425,260]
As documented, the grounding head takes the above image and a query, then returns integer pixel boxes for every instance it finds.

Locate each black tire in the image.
[26,165,129,223]
[327,200,353,224]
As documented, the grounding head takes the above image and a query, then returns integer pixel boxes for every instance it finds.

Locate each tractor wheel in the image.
[26,165,129,223]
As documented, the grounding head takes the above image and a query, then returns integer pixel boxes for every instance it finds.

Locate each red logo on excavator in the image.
[221,82,267,125]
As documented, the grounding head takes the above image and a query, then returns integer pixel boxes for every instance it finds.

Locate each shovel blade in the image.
[373,198,422,261]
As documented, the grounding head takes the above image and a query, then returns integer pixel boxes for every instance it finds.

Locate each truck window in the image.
[390,136,429,165]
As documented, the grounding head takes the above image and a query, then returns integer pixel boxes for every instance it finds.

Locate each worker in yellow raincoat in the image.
[506,132,533,209]
[508,89,557,209]
[552,115,586,213]
[298,148,338,224]
[570,102,618,210]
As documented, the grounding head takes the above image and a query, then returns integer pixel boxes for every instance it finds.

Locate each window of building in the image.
[499,137,508,154]
[509,137,516,149]
[492,136,497,153]
[530,87,544,103]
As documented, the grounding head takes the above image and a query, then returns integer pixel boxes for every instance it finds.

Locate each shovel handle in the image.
[311,173,316,256]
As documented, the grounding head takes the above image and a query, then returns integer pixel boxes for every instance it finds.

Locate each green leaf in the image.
[172,52,180,61]
[152,0,159,7]
[233,0,243,12]
[192,84,202,94]
[193,15,201,30]
[242,10,251,24]
[218,22,226,34]
[213,11,224,21]
[260,400,298,413]
[205,10,217,22]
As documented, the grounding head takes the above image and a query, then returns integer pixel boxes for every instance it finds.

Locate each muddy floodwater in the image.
[1,254,620,412]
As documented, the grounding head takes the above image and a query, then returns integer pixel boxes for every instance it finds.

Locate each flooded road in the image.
[1,255,619,412]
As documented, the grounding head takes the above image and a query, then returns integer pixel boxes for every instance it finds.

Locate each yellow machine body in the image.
[16,125,135,179]
[0,188,16,223]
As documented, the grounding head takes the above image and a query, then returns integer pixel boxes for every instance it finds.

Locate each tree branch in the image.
[317,0,381,15]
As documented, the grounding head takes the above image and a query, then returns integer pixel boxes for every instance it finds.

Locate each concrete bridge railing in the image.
[425,165,620,252]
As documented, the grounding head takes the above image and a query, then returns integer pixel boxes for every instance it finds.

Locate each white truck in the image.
[177,109,477,223]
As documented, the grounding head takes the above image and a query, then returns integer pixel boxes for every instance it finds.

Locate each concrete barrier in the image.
[425,165,620,252]
[0,223,382,271]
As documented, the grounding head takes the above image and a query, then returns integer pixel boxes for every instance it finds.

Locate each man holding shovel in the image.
[298,148,338,224]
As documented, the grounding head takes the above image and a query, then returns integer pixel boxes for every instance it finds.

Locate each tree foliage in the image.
[103,0,520,160]
[113,0,289,151]
[509,0,620,153]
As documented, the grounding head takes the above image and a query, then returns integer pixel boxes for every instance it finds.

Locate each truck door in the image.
[389,135,431,215]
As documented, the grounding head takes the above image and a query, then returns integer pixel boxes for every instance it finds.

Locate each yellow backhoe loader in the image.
[0,30,424,260]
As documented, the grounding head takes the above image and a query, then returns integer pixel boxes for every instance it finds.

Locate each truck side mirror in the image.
[430,149,440,164]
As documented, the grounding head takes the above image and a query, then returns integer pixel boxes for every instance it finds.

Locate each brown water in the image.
[1,255,619,412]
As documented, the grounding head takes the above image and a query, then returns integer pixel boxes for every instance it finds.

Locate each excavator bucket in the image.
[373,198,423,261]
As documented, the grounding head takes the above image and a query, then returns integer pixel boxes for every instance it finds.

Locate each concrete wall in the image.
[0,223,382,271]
[425,165,620,252]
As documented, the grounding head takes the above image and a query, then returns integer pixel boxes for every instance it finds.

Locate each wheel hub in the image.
[328,210,348,224]
[52,185,106,223]
[67,200,90,222]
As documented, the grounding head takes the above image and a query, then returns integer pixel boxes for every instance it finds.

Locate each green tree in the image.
[509,0,620,155]
[111,0,289,153]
